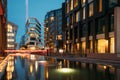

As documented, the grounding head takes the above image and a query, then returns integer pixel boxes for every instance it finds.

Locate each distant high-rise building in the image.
[7,22,18,50]
[44,8,64,53]
[24,17,42,50]
[0,0,7,55]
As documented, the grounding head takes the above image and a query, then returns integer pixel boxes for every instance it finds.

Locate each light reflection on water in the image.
[4,54,120,80]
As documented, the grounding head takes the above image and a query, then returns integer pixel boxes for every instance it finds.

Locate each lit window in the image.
[75,11,80,22]
[30,33,35,37]
[89,40,93,53]
[81,0,86,6]
[77,43,80,51]
[7,25,12,32]
[110,38,115,53]
[46,28,48,32]
[99,0,102,12]
[7,33,14,36]
[66,0,69,13]
[56,35,62,40]
[74,0,78,8]
[7,39,14,42]
[82,41,86,53]
[50,17,54,22]
[98,39,108,53]
[89,3,94,16]
[70,0,73,10]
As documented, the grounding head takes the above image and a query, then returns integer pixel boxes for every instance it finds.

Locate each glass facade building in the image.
[24,17,41,50]
[44,8,63,53]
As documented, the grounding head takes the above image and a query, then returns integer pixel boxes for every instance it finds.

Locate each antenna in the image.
[26,0,28,21]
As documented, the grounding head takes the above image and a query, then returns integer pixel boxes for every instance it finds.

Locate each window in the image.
[89,40,93,53]
[7,33,15,36]
[75,11,80,22]
[89,3,94,16]
[98,39,108,53]
[82,41,86,53]
[66,0,70,13]
[81,0,86,6]
[110,38,115,53]
[109,0,118,8]
[82,24,87,37]
[88,21,93,36]
[67,17,70,26]
[70,0,73,10]
[109,14,114,32]
[99,0,102,12]
[88,0,93,3]
[7,25,12,32]
[82,7,86,20]
[74,0,78,8]
[97,17,105,34]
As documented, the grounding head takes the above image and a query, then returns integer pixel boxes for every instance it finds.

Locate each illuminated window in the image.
[46,28,48,32]
[56,35,62,40]
[7,25,12,32]
[7,33,14,37]
[81,0,86,6]
[110,38,115,53]
[70,0,73,10]
[30,28,35,31]
[67,0,70,13]
[75,11,79,22]
[30,33,35,37]
[89,3,94,17]
[99,0,102,12]
[77,43,80,51]
[98,39,108,53]
[7,44,14,48]
[82,41,86,53]
[50,17,54,22]
[74,0,78,8]
[7,39,14,42]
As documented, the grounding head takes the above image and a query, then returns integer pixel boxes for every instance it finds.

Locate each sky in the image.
[8,0,65,43]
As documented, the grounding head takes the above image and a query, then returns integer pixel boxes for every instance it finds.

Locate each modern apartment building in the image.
[0,0,7,55]
[7,22,18,50]
[64,0,120,58]
[25,17,41,50]
[44,8,63,53]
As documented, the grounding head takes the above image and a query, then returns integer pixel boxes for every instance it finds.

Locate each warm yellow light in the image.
[57,68,75,73]
[30,64,33,73]
[98,39,108,53]
[30,47,36,50]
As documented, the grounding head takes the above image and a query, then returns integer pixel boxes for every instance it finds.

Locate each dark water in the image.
[3,54,120,80]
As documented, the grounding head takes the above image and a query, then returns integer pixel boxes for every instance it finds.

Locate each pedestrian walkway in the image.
[47,53,120,67]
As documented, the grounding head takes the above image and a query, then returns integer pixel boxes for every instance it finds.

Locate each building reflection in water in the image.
[4,54,120,80]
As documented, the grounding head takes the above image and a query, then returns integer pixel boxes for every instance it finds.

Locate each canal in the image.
[2,54,120,80]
